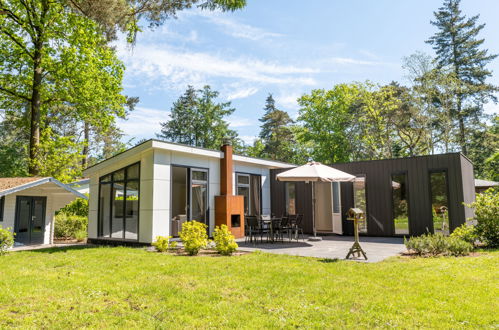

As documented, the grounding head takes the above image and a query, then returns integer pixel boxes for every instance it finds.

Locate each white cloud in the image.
[228,115,257,128]
[118,107,169,139]
[327,57,381,66]
[227,87,259,100]
[239,135,258,145]
[117,42,318,92]
[484,101,499,115]
[184,10,283,41]
[276,93,301,111]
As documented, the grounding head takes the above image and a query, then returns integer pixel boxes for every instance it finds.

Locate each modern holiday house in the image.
[83,139,476,244]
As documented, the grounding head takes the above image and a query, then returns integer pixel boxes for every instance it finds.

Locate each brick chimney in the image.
[215,140,245,238]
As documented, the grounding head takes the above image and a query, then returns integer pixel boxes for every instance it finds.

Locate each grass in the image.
[0,247,498,328]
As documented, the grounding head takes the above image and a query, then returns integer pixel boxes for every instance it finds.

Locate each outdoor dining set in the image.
[245,214,305,244]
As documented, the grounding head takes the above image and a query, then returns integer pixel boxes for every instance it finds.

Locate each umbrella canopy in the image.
[277,161,355,183]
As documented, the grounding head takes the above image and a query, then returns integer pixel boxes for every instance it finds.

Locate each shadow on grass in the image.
[318,258,340,263]
[25,244,128,254]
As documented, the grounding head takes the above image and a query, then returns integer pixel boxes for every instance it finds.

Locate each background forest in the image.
[0,0,497,182]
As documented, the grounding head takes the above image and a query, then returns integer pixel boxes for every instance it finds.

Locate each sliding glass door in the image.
[236,173,261,216]
[171,166,209,236]
[392,173,409,235]
[430,171,450,235]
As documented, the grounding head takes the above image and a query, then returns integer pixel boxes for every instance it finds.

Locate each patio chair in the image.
[279,216,293,241]
[246,216,267,244]
[291,214,304,241]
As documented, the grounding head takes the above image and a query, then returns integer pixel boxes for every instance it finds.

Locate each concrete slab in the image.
[237,235,406,262]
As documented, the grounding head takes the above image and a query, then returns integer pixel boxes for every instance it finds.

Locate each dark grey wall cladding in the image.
[270,153,475,237]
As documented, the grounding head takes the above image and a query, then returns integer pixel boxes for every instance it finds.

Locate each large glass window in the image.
[332,182,341,214]
[285,182,296,215]
[392,173,409,235]
[354,176,367,233]
[430,171,450,235]
[98,162,140,240]
[236,173,261,216]
[0,196,4,222]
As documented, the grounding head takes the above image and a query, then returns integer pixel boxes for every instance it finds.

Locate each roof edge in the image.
[0,177,87,199]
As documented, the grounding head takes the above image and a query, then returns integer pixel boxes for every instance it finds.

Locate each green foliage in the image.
[257,94,296,162]
[213,225,238,255]
[426,0,498,155]
[58,198,89,217]
[157,85,240,150]
[0,227,15,255]
[152,236,178,252]
[466,188,499,247]
[450,224,477,245]
[74,230,88,242]
[54,214,88,240]
[179,221,208,255]
[404,233,473,256]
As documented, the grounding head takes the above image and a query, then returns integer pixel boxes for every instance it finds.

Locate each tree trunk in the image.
[82,121,90,168]
[28,41,43,176]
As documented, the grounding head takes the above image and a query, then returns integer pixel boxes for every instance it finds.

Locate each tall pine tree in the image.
[426,0,498,155]
[258,94,295,162]
[157,85,238,150]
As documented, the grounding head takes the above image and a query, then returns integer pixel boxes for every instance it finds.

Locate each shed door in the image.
[15,196,46,245]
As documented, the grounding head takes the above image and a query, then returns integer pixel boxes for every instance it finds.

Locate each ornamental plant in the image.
[466,188,499,247]
[450,224,477,245]
[213,225,238,256]
[179,221,208,256]
[152,236,178,252]
[0,227,15,255]
[404,233,473,257]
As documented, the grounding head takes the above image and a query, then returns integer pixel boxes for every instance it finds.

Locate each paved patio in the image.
[237,235,406,262]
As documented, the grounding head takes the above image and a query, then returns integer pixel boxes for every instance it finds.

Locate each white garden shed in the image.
[0,177,87,246]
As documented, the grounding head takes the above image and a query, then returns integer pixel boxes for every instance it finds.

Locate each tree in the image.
[297,84,361,163]
[258,94,295,162]
[426,0,498,155]
[0,1,128,176]
[0,0,246,177]
[157,85,239,150]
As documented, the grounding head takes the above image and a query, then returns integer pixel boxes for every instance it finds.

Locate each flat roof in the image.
[83,139,294,175]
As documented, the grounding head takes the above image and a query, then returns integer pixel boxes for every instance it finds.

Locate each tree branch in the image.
[0,27,34,59]
[0,86,31,102]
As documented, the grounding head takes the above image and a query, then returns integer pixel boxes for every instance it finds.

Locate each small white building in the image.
[0,177,87,246]
[82,139,294,244]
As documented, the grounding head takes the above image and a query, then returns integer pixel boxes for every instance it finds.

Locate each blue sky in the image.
[115,0,499,145]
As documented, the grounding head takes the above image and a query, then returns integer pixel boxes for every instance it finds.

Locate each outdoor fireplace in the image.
[214,141,245,238]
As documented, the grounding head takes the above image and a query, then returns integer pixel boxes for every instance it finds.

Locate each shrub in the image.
[446,236,473,257]
[466,188,499,247]
[57,197,88,217]
[152,236,178,252]
[404,233,473,257]
[179,221,208,255]
[450,224,477,245]
[74,230,88,242]
[54,214,88,240]
[213,225,238,256]
[0,227,15,255]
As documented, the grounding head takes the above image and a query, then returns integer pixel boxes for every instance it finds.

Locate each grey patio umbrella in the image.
[276,161,356,240]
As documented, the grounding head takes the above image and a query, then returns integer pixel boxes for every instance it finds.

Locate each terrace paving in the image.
[237,235,406,262]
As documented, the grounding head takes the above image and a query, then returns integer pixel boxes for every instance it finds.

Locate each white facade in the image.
[0,179,86,246]
[84,140,293,243]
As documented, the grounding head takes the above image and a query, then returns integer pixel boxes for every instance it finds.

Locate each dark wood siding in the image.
[270,153,474,237]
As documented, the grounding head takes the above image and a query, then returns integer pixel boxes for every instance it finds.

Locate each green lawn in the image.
[0,247,498,328]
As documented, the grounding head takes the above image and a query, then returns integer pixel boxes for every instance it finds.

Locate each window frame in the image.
[98,162,141,241]
[0,196,4,222]
[390,171,410,236]
[285,182,297,215]
[235,172,262,216]
[353,174,368,234]
[428,168,451,234]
